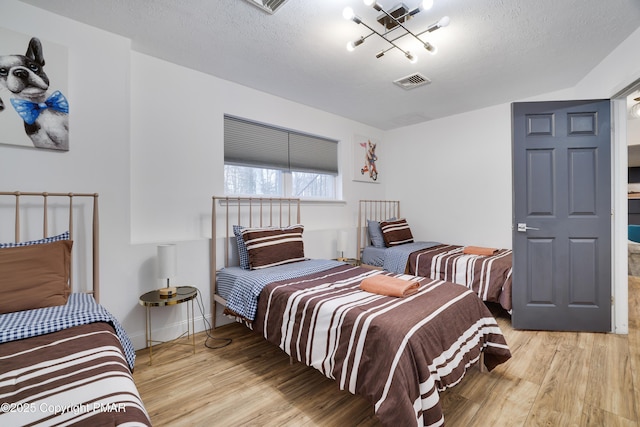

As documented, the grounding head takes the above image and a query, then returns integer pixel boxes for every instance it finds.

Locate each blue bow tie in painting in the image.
[10,90,69,125]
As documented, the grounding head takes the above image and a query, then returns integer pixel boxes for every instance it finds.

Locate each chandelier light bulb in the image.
[363,0,382,11]
[347,38,364,51]
[438,16,451,28]
[343,7,355,20]
[421,0,434,11]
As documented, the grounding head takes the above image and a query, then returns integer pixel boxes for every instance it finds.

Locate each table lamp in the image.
[337,230,348,261]
[157,244,177,297]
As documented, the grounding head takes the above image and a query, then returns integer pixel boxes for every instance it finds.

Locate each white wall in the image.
[0,2,139,329]
[130,52,388,330]
[384,26,640,334]
[384,103,513,249]
[130,52,387,246]
[0,1,387,349]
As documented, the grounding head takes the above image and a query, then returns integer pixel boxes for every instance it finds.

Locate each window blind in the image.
[224,115,338,175]
[224,116,289,170]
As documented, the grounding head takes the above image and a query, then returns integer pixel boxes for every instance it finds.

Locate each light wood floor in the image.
[133,278,640,426]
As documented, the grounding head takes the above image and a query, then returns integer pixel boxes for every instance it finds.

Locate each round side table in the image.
[139,286,198,365]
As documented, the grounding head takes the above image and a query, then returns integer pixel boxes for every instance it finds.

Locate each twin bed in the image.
[358,199,513,312]
[212,196,511,427]
[0,192,150,426]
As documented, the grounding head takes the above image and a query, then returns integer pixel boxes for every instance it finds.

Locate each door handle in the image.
[517,223,539,232]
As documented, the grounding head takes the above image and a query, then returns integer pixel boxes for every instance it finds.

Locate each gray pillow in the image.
[367,218,395,248]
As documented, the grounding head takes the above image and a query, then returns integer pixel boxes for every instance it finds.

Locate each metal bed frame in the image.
[357,199,400,266]
[0,191,100,301]
[210,196,301,328]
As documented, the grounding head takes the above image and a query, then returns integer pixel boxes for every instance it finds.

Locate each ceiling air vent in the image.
[393,73,431,90]
[244,0,290,14]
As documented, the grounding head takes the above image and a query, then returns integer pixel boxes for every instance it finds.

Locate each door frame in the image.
[612,97,629,334]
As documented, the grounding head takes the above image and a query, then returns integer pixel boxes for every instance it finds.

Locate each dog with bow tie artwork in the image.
[0,37,69,150]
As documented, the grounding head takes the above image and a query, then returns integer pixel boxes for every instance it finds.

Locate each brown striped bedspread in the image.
[253,265,511,427]
[408,244,513,312]
[0,322,151,426]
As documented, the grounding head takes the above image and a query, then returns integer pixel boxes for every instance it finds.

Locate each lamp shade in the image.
[157,244,177,280]
[337,230,348,254]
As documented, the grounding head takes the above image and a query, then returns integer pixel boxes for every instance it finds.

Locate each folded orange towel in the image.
[360,274,420,298]
[463,246,498,256]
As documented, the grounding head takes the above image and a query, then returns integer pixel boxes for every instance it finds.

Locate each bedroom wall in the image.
[0,2,138,327]
[384,26,640,334]
[129,52,388,334]
[0,0,388,350]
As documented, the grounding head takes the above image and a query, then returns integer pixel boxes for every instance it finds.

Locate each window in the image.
[224,115,338,199]
[224,164,282,196]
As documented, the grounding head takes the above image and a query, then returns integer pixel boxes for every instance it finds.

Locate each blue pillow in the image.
[367,220,384,248]
[233,225,251,270]
[0,231,69,248]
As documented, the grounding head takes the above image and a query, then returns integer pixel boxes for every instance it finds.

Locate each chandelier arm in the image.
[356,20,407,55]
[360,22,419,59]
[385,28,420,45]
[415,26,438,38]
[377,45,395,57]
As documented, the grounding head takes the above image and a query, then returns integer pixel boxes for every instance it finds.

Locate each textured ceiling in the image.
[17,0,640,130]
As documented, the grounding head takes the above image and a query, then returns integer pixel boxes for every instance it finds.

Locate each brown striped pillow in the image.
[380,218,414,247]
[242,225,305,269]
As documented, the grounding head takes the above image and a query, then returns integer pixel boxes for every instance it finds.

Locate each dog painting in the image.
[353,135,381,183]
[0,30,69,151]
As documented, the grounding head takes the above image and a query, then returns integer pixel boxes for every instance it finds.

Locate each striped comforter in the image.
[253,265,511,427]
[408,245,513,312]
[0,322,151,426]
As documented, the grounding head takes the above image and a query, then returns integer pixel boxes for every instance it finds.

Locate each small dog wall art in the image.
[353,135,381,183]
[0,30,69,151]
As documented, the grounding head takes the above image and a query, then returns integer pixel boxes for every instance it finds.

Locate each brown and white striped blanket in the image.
[253,265,511,427]
[0,322,151,426]
[408,244,513,312]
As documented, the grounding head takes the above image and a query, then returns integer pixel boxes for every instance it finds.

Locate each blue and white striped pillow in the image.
[0,231,70,249]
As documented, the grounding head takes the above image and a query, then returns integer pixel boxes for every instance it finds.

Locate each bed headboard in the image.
[0,191,100,302]
[357,199,400,260]
[211,196,302,269]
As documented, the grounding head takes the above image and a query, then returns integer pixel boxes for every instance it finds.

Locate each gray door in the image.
[512,100,611,332]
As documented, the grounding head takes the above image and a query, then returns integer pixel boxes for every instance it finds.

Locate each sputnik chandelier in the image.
[343,0,450,63]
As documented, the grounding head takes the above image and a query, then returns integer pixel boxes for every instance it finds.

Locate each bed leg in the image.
[289,355,294,365]
[479,352,487,373]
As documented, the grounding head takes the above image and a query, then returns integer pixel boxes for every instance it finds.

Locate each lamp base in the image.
[159,286,178,298]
